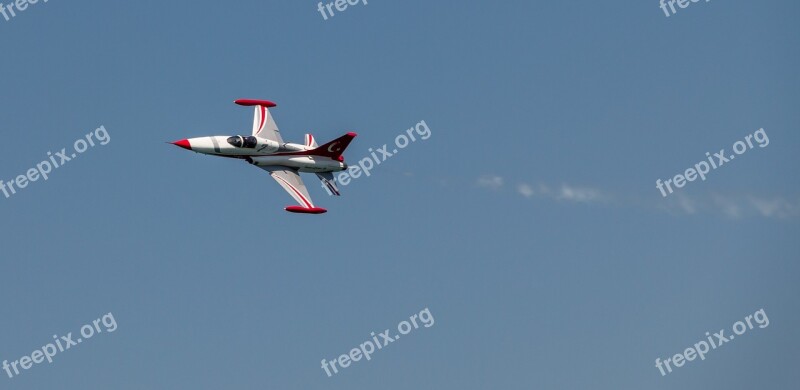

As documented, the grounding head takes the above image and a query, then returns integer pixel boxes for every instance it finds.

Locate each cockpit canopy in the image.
[227,135,258,148]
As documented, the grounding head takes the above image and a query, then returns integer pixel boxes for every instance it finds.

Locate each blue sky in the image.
[1,0,798,388]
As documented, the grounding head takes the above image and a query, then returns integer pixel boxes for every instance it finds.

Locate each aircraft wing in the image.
[257,166,327,214]
[235,99,284,144]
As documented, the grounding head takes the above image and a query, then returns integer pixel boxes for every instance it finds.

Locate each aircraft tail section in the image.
[316,172,341,196]
[304,134,318,148]
[309,132,357,161]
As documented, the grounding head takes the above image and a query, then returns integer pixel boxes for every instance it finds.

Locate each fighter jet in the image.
[171,99,356,214]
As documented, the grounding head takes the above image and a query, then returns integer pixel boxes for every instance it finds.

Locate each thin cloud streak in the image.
[477,175,799,220]
[476,175,504,190]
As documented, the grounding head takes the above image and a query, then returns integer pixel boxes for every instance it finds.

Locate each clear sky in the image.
[1,0,798,388]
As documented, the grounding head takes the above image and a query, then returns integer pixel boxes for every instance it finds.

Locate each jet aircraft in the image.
[171,99,356,214]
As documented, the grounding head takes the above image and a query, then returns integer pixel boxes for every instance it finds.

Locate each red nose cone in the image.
[171,139,191,150]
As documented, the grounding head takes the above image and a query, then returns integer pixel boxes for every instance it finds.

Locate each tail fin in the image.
[304,134,318,148]
[309,132,357,160]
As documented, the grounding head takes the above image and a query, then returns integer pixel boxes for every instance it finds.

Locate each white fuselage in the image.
[182,135,347,173]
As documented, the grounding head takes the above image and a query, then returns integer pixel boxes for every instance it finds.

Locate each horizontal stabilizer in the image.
[305,134,318,148]
[316,172,341,196]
